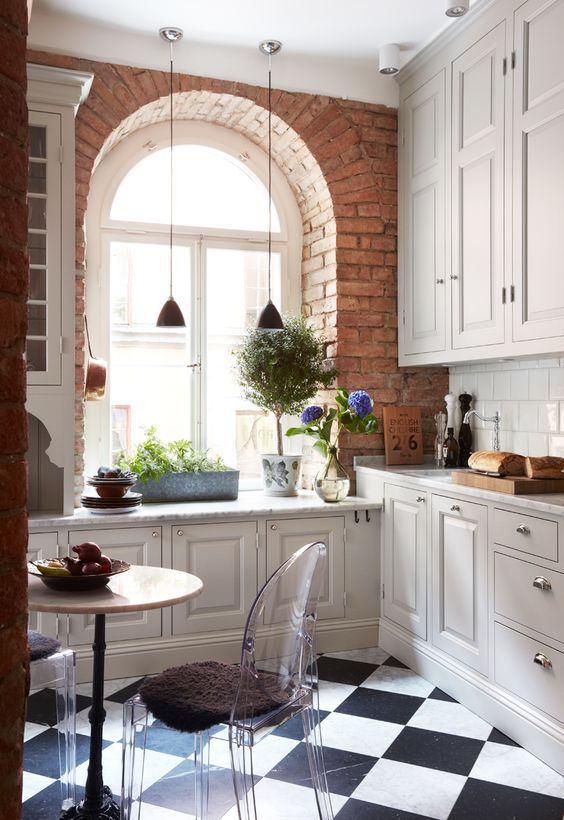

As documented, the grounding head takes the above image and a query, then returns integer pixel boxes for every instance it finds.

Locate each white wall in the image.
[449,358,564,457]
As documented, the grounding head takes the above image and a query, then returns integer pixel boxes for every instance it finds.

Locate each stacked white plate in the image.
[80,491,142,514]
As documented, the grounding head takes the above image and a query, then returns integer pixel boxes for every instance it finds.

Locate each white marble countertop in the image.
[354,457,564,516]
[28,490,382,531]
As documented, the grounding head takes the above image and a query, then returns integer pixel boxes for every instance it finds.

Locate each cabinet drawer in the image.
[494,622,564,723]
[495,553,564,644]
[493,509,558,561]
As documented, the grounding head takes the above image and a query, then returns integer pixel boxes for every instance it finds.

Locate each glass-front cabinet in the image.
[27,110,63,384]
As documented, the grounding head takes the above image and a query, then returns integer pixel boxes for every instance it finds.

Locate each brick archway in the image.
[27,49,449,488]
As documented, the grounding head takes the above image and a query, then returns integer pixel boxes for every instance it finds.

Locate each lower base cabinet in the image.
[431,495,488,674]
[63,526,163,646]
[27,532,58,636]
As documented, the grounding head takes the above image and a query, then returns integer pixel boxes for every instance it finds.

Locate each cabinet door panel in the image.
[452,22,505,349]
[65,527,162,646]
[401,71,446,355]
[266,517,345,620]
[432,496,488,673]
[27,531,59,636]
[513,0,564,341]
[172,521,257,635]
[383,485,427,639]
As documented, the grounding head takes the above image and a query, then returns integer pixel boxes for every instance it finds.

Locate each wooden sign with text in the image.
[382,406,423,465]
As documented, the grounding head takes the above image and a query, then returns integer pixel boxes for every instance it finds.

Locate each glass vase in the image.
[314,447,350,503]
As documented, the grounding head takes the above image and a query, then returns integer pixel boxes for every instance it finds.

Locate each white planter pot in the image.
[260,454,302,497]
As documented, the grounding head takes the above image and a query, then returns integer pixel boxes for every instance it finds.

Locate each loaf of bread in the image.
[468,450,526,476]
[525,456,564,479]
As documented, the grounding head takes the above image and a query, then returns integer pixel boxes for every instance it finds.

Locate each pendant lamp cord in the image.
[267,52,272,303]
[169,41,174,300]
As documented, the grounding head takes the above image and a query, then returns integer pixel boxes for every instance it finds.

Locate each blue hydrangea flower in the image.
[347,390,372,418]
[301,405,324,424]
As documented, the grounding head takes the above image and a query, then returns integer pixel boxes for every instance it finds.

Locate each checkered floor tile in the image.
[23,648,564,819]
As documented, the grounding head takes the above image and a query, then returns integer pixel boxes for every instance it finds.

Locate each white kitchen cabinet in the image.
[266,516,345,620]
[64,526,163,646]
[451,21,506,350]
[399,70,446,356]
[383,484,427,639]
[27,531,58,636]
[398,0,564,364]
[431,494,488,674]
[171,520,258,636]
[512,0,564,343]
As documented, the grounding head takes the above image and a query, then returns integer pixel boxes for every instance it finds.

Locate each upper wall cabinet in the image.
[400,71,446,356]
[398,0,564,366]
[512,0,564,343]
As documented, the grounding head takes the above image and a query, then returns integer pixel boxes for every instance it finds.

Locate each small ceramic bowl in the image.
[93,483,130,499]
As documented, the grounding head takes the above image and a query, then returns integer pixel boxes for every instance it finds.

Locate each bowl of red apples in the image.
[28,541,131,591]
[86,466,137,499]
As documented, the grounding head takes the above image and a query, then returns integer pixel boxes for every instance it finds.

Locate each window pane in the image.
[109,241,193,454]
[110,146,280,232]
[206,247,281,476]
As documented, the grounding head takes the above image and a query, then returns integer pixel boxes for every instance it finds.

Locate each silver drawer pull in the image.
[450,505,460,512]
[516,524,530,535]
[176,529,184,537]
[533,652,553,670]
[270,524,278,530]
[436,278,444,284]
[416,496,425,503]
[152,531,159,538]
[533,576,552,592]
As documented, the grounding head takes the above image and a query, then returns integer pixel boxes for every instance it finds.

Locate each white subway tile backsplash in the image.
[529,369,549,400]
[510,370,529,400]
[449,358,564,456]
[538,402,559,433]
[549,368,564,400]
[519,402,538,432]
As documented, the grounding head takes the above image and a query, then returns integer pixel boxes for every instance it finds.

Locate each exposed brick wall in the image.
[0,2,29,815]
[26,49,448,492]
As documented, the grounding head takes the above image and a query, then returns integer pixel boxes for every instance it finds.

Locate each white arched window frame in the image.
[85,119,302,482]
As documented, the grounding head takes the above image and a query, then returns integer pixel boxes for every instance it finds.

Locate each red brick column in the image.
[0,2,29,815]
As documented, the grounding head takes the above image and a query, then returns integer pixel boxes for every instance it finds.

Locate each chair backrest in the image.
[231,541,327,724]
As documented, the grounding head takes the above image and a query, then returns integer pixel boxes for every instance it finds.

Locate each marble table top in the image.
[28,565,203,614]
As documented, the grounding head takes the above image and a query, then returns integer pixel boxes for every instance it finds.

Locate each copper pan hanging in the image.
[84,316,107,401]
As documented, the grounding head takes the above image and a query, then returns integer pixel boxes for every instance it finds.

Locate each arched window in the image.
[85,120,302,483]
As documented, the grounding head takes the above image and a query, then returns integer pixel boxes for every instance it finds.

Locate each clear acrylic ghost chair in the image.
[28,630,77,809]
[122,540,334,820]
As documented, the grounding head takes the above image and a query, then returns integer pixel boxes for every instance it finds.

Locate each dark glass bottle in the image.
[443,428,459,468]
[458,392,473,468]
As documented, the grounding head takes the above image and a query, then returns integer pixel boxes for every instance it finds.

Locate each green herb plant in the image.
[234,315,338,456]
[117,427,227,484]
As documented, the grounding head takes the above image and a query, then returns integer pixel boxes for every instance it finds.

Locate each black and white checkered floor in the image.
[24,647,564,819]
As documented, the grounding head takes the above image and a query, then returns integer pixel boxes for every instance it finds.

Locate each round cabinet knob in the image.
[176,529,184,537]
[516,524,530,535]
[450,505,460,512]
[533,652,552,670]
[270,524,278,531]
[152,531,159,538]
[436,278,444,284]
[450,274,458,280]
[533,576,552,592]
[416,496,425,503]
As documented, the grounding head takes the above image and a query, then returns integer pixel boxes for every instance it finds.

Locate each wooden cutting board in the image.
[452,470,564,495]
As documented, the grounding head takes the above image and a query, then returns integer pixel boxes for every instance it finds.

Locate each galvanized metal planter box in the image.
[134,470,240,503]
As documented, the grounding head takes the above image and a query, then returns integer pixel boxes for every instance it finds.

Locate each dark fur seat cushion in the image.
[139,660,280,733]
[28,630,61,661]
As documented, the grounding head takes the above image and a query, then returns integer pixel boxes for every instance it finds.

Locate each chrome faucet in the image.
[463,410,501,452]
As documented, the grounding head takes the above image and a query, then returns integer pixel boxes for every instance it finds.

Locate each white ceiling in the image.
[29,0,472,105]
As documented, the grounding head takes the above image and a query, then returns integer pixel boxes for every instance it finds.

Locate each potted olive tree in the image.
[234,316,337,496]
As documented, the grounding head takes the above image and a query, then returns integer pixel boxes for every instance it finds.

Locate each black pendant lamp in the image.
[257,40,284,331]
[156,27,186,328]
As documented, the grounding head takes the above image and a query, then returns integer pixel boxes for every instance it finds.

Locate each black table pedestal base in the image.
[60,786,120,820]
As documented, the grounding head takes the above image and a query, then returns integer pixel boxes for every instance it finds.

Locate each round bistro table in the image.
[28,565,204,819]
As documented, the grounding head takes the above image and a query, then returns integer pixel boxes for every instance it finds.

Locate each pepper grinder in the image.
[458,391,473,468]
[443,393,459,468]
[434,412,446,468]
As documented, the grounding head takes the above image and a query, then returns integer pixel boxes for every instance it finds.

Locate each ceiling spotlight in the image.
[445,0,469,17]
[379,43,400,75]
